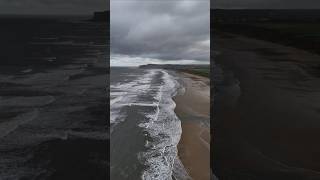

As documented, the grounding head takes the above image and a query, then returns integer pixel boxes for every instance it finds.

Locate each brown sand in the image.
[213,32,320,179]
[174,73,210,180]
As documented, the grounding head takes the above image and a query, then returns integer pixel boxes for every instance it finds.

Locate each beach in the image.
[174,72,211,180]
[213,32,320,179]
[110,67,211,180]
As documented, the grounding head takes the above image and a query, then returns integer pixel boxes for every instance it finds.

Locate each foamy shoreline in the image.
[110,68,187,180]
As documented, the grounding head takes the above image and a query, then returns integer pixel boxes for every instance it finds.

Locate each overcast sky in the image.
[213,0,320,9]
[0,0,108,15]
[111,0,210,66]
[2,0,319,15]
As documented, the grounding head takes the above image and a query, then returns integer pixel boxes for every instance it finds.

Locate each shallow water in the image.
[0,16,108,179]
[110,67,190,180]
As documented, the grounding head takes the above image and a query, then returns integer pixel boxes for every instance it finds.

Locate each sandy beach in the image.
[213,32,320,179]
[174,72,210,180]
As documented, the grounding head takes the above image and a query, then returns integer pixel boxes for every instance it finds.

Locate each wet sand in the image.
[213,32,320,179]
[174,72,210,180]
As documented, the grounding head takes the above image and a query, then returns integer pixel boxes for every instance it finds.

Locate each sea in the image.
[0,15,108,179]
[110,67,191,180]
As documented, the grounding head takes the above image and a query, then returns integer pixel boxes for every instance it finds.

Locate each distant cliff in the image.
[139,64,210,77]
[139,64,209,70]
[91,11,109,22]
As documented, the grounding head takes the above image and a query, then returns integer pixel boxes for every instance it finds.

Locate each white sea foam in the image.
[172,157,192,180]
[138,70,188,180]
[110,69,158,125]
[0,109,39,138]
[36,130,108,141]
[21,69,33,73]
[0,96,55,107]
[111,69,190,179]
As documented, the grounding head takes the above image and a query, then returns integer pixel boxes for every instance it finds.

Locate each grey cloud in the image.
[111,0,210,62]
[212,0,320,9]
[0,0,108,14]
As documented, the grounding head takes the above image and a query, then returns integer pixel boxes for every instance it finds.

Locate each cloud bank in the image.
[212,0,320,9]
[111,0,210,66]
[0,0,108,14]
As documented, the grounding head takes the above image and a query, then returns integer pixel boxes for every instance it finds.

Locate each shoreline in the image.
[213,32,320,179]
[174,72,210,180]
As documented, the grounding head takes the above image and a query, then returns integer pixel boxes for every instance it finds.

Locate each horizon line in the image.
[211,8,320,10]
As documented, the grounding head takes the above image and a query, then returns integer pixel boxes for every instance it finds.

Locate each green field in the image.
[182,68,210,78]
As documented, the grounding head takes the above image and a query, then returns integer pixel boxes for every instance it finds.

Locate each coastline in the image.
[213,32,320,179]
[174,72,210,180]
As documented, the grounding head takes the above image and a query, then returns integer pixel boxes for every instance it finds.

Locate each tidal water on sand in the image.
[0,16,108,179]
[110,67,190,180]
